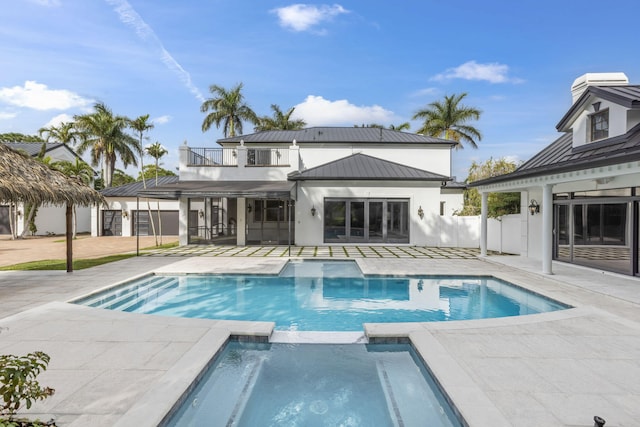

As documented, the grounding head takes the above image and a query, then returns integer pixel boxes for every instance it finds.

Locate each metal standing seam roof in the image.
[137,180,295,199]
[100,176,179,197]
[288,153,451,181]
[217,127,457,145]
[470,122,640,187]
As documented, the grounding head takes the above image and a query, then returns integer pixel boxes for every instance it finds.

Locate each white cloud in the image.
[43,113,74,128]
[410,87,438,97]
[153,115,171,125]
[26,0,61,6]
[293,95,394,126]
[271,4,349,33]
[105,0,205,102]
[0,111,18,120]
[0,81,92,111]
[432,61,522,84]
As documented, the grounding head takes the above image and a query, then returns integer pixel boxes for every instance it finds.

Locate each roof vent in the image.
[571,72,628,103]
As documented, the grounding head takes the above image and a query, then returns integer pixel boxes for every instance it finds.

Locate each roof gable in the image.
[218,127,456,146]
[288,153,451,181]
[557,85,640,131]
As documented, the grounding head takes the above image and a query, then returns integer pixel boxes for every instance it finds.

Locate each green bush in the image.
[0,352,55,419]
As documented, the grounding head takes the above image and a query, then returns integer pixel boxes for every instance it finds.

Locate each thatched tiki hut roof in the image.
[0,143,106,272]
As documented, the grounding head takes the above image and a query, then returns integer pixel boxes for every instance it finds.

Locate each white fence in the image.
[436,214,521,254]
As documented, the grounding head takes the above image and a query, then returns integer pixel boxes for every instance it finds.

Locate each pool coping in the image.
[3,255,640,426]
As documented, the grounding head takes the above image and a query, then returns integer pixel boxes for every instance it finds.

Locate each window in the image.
[590,109,608,141]
[253,199,292,222]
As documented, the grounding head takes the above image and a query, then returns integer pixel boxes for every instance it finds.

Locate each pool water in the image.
[75,260,568,331]
[164,342,463,427]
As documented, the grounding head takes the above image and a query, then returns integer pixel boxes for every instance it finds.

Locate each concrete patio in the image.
[0,248,639,426]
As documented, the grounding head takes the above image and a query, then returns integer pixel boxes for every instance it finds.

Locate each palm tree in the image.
[388,122,410,132]
[74,103,139,187]
[146,142,168,245]
[200,83,257,137]
[38,122,79,146]
[412,93,482,149]
[52,158,95,238]
[255,105,306,131]
[129,114,157,240]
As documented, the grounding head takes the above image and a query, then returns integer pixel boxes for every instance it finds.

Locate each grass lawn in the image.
[0,242,178,271]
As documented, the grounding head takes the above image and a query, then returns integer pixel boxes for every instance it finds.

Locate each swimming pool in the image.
[163,342,463,427]
[74,260,568,331]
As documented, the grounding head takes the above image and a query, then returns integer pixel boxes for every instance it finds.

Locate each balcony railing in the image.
[187,147,290,167]
[246,148,289,166]
[188,148,238,166]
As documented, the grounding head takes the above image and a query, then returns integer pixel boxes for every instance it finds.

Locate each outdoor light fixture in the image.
[247,204,252,213]
[528,199,540,216]
[592,101,601,112]
[122,210,129,219]
[311,206,317,217]
[417,205,424,219]
[198,209,204,218]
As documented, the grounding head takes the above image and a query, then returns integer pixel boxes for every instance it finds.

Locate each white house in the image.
[0,142,92,236]
[473,73,640,276]
[139,127,465,247]
[92,176,180,237]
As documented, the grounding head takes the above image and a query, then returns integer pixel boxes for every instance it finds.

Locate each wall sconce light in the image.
[16,210,22,218]
[528,199,540,216]
[417,205,424,219]
[592,101,601,112]
[311,205,317,217]
[247,204,252,213]
[198,209,204,218]
[122,210,129,219]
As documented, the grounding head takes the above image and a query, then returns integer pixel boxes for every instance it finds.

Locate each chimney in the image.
[571,72,628,103]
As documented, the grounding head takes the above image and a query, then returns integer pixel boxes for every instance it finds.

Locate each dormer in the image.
[556,72,640,149]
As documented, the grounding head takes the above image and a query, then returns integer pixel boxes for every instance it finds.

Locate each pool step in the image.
[83,276,177,311]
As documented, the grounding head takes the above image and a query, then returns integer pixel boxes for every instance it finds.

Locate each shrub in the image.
[0,352,55,419]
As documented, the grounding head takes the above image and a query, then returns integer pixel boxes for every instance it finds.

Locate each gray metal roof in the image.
[218,127,456,146]
[557,85,640,131]
[101,176,179,197]
[138,180,294,199]
[471,122,640,187]
[2,142,78,158]
[288,153,451,182]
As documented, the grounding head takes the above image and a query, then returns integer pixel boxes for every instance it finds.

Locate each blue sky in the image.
[2,0,639,180]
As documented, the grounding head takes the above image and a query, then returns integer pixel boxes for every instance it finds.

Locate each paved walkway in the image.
[1,249,639,427]
[143,244,484,259]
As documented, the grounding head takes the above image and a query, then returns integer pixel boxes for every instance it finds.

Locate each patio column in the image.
[541,184,553,274]
[237,197,246,246]
[480,191,488,256]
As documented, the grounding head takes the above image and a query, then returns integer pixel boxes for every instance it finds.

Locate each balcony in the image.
[187,148,238,166]
[186,147,290,167]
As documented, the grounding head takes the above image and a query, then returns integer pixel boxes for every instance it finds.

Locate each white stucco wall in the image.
[298,145,452,176]
[572,99,630,148]
[16,203,92,236]
[293,181,442,246]
[92,198,180,237]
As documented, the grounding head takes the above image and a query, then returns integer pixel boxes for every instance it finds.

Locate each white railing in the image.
[187,148,238,166]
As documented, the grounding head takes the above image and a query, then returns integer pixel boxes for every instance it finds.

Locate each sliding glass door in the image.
[324,198,409,243]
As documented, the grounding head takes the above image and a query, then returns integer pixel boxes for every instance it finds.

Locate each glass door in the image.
[349,201,365,242]
[368,201,384,243]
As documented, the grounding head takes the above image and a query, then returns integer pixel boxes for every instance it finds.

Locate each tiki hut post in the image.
[66,204,73,272]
